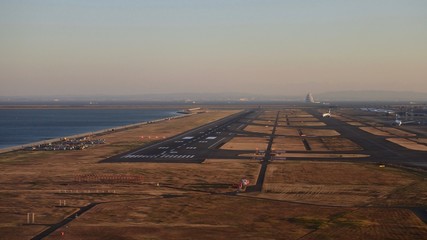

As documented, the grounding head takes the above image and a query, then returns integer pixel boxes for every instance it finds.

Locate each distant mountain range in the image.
[1,91,426,103]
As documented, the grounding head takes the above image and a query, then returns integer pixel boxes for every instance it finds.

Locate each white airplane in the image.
[392,114,419,126]
[322,109,332,118]
[360,108,395,115]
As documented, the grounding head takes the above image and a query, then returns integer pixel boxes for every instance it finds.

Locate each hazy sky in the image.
[1,1,426,97]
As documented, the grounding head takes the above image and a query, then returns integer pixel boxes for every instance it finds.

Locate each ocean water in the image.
[0,108,181,149]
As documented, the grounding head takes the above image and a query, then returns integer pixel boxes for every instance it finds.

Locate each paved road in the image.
[249,111,280,192]
[31,203,98,240]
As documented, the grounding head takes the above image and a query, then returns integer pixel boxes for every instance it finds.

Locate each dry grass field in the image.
[220,136,269,151]
[260,161,422,206]
[346,121,365,126]
[359,127,393,136]
[321,137,363,151]
[251,119,275,126]
[242,125,274,134]
[300,129,340,137]
[360,127,416,137]
[1,108,426,239]
[413,138,427,144]
[288,121,326,127]
[387,138,427,151]
[272,137,306,151]
[268,153,369,159]
[44,194,351,240]
[274,127,300,136]
[378,127,416,137]
[0,110,251,239]
[302,208,427,240]
[286,117,319,122]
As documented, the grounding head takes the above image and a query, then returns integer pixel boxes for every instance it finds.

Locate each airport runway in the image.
[308,109,427,169]
[103,110,259,163]
[104,107,427,170]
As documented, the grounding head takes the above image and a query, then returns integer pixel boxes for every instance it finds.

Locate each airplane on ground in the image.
[322,109,332,118]
[360,108,395,115]
[391,114,420,126]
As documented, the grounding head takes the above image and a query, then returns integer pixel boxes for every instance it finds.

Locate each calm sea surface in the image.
[0,108,181,149]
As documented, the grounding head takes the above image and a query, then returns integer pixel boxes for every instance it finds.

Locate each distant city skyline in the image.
[1,1,427,97]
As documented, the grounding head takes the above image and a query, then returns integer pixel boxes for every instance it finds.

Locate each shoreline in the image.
[0,105,202,110]
[0,112,191,154]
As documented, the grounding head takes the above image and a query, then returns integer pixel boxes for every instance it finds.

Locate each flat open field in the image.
[346,121,365,126]
[274,127,300,136]
[259,161,423,206]
[361,127,416,137]
[0,110,249,239]
[1,106,426,239]
[45,194,347,240]
[272,137,306,151]
[320,137,362,151]
[387,138,427,151]
[286,117,319,122]
[251,119,275,126]
[242,125,273,134]
[300,129,340,137]
[288,121,326,127]
[220,136,268,151]
[272,137,361,152]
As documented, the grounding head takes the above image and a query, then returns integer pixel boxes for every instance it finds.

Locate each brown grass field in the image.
[0,108,426,239]
[259,161,420,206]
[272,137,306,151]
[346,121,365,126]
[387,138,427,151]
[299,129,340,137]
[288,121,326,127]
[359,127,394,136]
[220,136,269,151]
[274,127,300,136]
[242,124,274,134]
[360,127,416,137]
